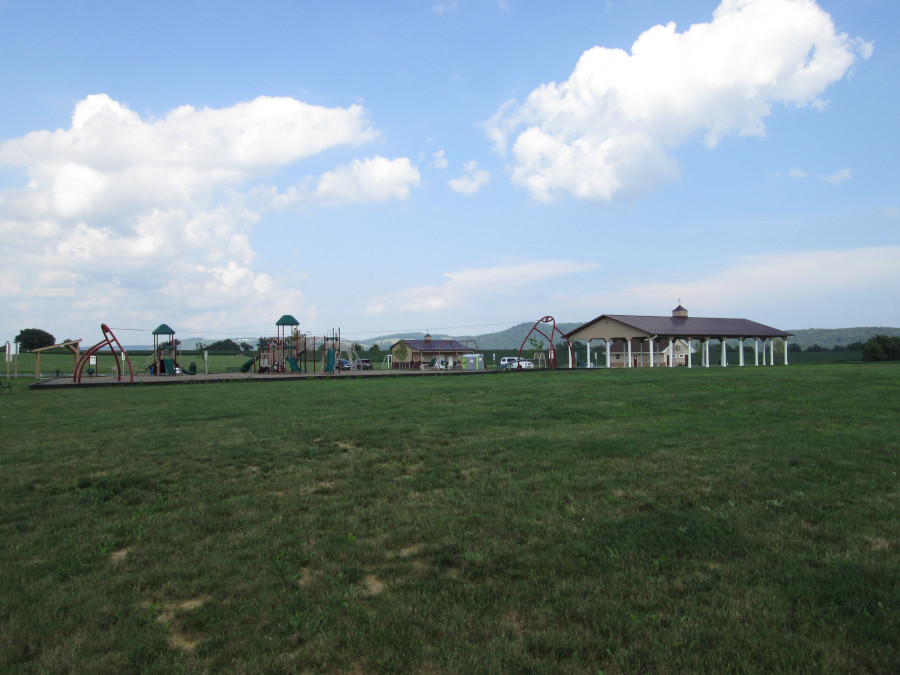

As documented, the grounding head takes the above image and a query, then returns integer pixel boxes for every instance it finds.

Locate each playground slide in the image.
[163,358,176,375]
[287,356,302,373]
[240,358,256,373]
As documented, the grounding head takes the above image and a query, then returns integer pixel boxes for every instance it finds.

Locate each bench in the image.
[225,366,242,373]
[0,380,11,394]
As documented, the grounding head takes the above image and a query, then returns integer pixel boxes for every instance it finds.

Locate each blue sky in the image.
[1,0,897,347]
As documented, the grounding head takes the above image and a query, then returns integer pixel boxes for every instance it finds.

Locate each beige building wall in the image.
[568,317,651,343]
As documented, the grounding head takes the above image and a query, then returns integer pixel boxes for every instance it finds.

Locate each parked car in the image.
[356,359,373,370]
[499,356,521,369]
[499,356,533,370]
[336,358,351,370]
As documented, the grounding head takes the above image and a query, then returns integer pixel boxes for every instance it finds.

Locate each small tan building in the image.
[567,305,792,368]
[390,334,476,370]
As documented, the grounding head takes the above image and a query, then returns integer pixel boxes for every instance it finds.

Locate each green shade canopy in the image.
[276,315,299,326]
[152,323,175,336]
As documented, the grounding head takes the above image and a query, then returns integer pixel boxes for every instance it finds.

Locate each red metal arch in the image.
[74,324,134,384]
[517,316,573,369]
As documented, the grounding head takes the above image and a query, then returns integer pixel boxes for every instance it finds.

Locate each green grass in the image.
[1,365,898,672]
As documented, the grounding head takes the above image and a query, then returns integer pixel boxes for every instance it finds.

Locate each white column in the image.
[769,339,775,366]
[754,339,759,366]
[687,339,693,368]
[627,339,633,368]
[784,338,789,366]
[704,339,710,368]
[605,340,611,368]
[669,339,675,367]
[586,339,592,368]
[649,338,655,368]
[721,339,727,367]
[738,338,745,367]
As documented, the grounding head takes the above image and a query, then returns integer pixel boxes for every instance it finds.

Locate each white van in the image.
[500,356,533,369]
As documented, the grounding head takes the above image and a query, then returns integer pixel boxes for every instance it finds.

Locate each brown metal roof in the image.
[569,314,792,339]
[393,339,471,352]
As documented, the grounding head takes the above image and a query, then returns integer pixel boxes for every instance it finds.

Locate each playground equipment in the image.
[517,316,574,369]
[320,328,360,373]
[32,339,82,378]
[147,323,180,375]
[256,315,309,373]
[74,324,134,384]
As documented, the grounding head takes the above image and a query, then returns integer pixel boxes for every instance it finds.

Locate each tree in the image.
[370,343,381,353]
[241,342,253,352]
[395,340,409,363]
[862,335,900,362]
[206,339,241,352]
[15,328,55,351]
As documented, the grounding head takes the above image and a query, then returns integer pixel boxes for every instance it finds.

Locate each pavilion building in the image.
[566,305,792,368]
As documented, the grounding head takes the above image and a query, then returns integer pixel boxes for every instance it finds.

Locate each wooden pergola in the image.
[33,340,82,378]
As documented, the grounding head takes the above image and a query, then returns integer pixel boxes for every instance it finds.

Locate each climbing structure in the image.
[322,328,341,373]
[74,324,134,384]
[148,323,179,375]
[517,316,573,369]
[257,315,307,373]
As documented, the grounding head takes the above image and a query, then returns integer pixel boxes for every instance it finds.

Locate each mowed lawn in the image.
[1,365,897,673]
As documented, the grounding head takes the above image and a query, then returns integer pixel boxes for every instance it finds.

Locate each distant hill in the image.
[365,324,900,351]
[453,322,582,350]
[364,321,582,351]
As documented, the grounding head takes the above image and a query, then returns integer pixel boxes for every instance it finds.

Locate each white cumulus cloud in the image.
[0,94,416,338]
[487,0,872,202]
[313,156,421,206]
[448,161,490,195]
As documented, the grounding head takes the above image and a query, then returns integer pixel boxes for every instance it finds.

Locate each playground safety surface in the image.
[29,367,502,390]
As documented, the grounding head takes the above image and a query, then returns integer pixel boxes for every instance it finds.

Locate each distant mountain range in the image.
[363,322,582,352]
[363,324,900,351]
[102,326,900,352]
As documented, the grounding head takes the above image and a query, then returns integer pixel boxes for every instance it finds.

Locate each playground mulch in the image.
[28,367,501,390]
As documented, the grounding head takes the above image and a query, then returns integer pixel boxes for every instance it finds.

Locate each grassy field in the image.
[1,365,897,672]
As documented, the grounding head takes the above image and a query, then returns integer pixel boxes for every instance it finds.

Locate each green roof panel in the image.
[152,323,175,335]
[276,314,300,326]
